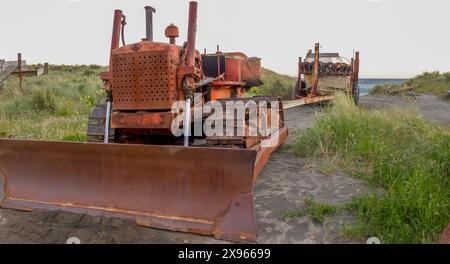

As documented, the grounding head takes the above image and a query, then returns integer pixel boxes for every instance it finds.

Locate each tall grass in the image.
[0,65,105,141]
[289,94,450,243]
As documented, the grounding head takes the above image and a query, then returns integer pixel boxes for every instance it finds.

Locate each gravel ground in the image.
[0,94,447,244]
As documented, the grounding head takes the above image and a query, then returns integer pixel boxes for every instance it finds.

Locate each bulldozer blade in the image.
[0,139,258,243]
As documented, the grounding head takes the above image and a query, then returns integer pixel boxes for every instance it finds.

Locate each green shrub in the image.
[369,85,385,95]
[31,88,57,112]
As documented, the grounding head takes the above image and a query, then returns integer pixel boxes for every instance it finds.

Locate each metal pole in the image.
[183,99,192,147]
[104,93,112,144]
[145,6,156,41]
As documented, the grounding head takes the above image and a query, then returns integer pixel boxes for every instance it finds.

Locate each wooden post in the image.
[44,63,49,75]
[17,53,23,91]
[354,52,360,84]
[295,57,303,100]
[351,57,355,92]
[312,43,320,96]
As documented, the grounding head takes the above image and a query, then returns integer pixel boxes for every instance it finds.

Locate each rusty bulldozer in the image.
[0,2,288,243]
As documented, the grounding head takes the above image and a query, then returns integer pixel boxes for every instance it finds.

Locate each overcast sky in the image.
[1,0,449,78]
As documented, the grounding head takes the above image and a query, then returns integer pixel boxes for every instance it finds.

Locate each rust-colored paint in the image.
[111,111,173,129]
[0,139,258,243]
[252,127,288,182]
[177,1,199,99]
[110,10,123,68]
[184,1,198,68]
[101,9,124,89]
[111,42,180,111]
[165,24,179,45]
[245,57,262,81]
[222,53,261,84]
[225,57,242,82]
[211,87,233,101]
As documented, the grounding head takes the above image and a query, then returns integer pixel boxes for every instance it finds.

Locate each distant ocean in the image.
[359,79,407,95]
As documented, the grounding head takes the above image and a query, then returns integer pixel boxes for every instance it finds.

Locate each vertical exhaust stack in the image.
[105,9,124,144]
[185,1,198,67]
[110,10,123,63]
[183,1,198,147]
[145,6,156,41]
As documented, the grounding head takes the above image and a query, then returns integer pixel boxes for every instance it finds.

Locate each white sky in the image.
[1,0,449,78]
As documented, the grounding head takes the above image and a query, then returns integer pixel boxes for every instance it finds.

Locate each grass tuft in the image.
[281,198,338,224]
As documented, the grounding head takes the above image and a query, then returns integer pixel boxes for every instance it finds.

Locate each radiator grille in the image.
[112,51,178,110]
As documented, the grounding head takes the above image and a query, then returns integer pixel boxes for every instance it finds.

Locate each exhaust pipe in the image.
[145,6,156,41]
[183,1,198,147]
[185,1,198,67]
[104,10,123,144]
[110,10,123,67]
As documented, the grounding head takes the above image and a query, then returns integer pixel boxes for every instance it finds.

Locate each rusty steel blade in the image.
[0,139,258,243]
